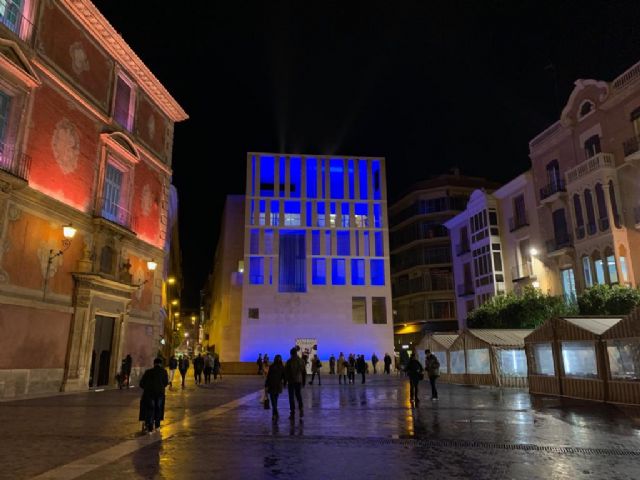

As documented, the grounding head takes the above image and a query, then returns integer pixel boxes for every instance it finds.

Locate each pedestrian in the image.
[284,347,305,419]
[406,352,424,405]
[168,354,178,388]
[371,353,379,374]
[301,353,309,386]
[329,354,336,375]
[138,357,169,434]
[123,354,133,387]
[337,352,346,384]
[356,354,366,384]
[194,353,204,385]
[213,354,221,380]
[257,353,264,375]
[203,353,212,384]
[383,353,392,375]
[424,349,441,401]
[309,354,322,385]
[265,354,285,421]
[263,353,270,374]
[178,354,189,389]
[347,354,356,384]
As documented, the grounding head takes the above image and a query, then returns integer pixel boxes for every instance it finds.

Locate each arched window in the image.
[582,255,593,288]
[573,194,585,238]
[604,247,618,284]
[579,100,594,118]
[592,251,605,285]
[595,183,608,231]
[609,181,621,228]
[584,135,601,159]
[546,160,561,189]
[584,189,596,235]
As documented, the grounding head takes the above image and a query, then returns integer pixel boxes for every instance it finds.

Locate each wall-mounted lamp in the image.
[42,224,77,301]
[135,259,157,288]
[529,247,539,256]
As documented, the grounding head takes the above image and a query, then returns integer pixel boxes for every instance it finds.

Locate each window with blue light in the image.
[306,202,312,227]
[306,157,317,198]
[249,229,260,254]
[372,160,381,200]
[355,230,360,256]
[312,230,321,255]
[351,259,365,285]
[290,157,301,198]
[355,203,368,227]
[259,155,275,196]
[332,258,346,285]
[312,258,326,285]
[264,230,274,255]
[330,159,344,199]
[358,159,368,200]
[251,155,256,196]
[348,160,355,199]
[278,230,306,292]
[373,204,382,227]
[284,201,301,226]
[250,200,255,225]
[270,200,279,226]
[341,203,350,227]
[370,259,385,285]
[363,231,370,256]
[321,159,327,199]
[325,230,332,255]
[337,231,350,256]
[279,156,286,195]
[330,202,337,227]
[259,200,266,226]
[317,202,325,227]
[374,231,383,256]
[249,257,264,284]
[268,258,273,285]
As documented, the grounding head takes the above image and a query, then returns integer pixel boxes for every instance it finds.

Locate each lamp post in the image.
[42,224,77,301]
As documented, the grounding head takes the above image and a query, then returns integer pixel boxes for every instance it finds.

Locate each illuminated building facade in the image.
[208,153,394,362]
[0,0,187,397]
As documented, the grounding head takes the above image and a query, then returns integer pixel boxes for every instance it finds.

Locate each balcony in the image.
[456,282,474,297]
[565,152,615,185]
[95,197,137,232]
[0,141,31,183]
[511,262,533,282]
[545,233,573,256]
[508,213,529,232]
[455,242,470,256]
[539,179,566,202]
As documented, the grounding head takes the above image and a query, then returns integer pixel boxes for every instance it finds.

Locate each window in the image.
[374,231,384,257]
[113,73,136,131]
[584,135,601,159]
[373,204,382,228]
[561,341,598,378]
[354,203,368,227]
[312,258,326,285]
[513,194,526,226]
[264,230,274,255]
[372,160,382,200]
[499,350,527,376]
[260,156,275,196]
[290,157,301,198]
[606,254,618,284]
[594,257,605,284]
[370,259,385,285]
[607,339,640,380]
[434,351,447,373]
[561,268,576,303]
[278,230,306,292]
[330,159,344,199]
[270,201,280,226]
[332,258,346,285]
[582,256,593,288]
[546,160,561,189]
[467,349,490,374]
[317,203,325,227]
[341,203,350,227]
[0,0,25,36]
[324,230,332,255]
[102,162,125,223]
[284,201,301,226]
[329,202,337,227]
[249,257,264,284]
[620,256,629,283]
[248,308,259,320]
[573,194,584,237]
[0,91,11,147]
[337,231,350,256]
[358,159,368,199]
[595,183,608,230]
[249,229,260,254]
[351,259,365,285]
[306,157,317,198]
[311,230,320,255]
[450,350,465,373]
[372,297,387,324]
[532,343,555,375]
[352,297,366,324]
[579,100,594,118]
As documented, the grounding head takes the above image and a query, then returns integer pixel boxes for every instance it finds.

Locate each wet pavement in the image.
[2,372,640,479]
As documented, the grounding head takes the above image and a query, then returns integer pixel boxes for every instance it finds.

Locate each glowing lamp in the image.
[63,224,77,239]
[174,312,180,318]
[147,260,158,271]
[529,247,539,256]
[532,281,540,288]
[171,299,179,306]
[184,332,189,338]
[167,276,176,285]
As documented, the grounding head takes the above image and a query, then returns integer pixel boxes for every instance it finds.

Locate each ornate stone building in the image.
[0,0,187,398]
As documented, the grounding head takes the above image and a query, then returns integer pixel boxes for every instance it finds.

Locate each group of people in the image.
[167,353,221,389]
[405,349,441,404]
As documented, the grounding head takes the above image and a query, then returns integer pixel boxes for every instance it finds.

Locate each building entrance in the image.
[89,315,115,387]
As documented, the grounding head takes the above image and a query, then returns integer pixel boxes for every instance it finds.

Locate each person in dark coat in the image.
[168,355,178,388]
[139,357,169,433]
[371,353,379,374]
[213,354,221,380]
[383,353,392,375]
[284,347,306,419]
[329,354,336,375]
[178,355,189,389]
[309,355,322,385]
[264,354,285,421]
[193,354,204,385]
[405,352,424,405]
[356,355,367,384]
[257,354,264,375]
[123,354,133,387]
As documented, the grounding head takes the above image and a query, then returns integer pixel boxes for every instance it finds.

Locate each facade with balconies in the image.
[0,1,187,398]
[529,61,640,303]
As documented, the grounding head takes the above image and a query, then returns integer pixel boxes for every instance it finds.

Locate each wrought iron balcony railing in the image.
[545,233,573,254]
[0,141,31,181]
[539,179,566,201]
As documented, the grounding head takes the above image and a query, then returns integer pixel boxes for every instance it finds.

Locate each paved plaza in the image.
[2,372,639,479]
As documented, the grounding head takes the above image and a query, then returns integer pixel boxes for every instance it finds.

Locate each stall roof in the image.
[468,329,533,348]
[431,334,458,349]
[563,317,623,335]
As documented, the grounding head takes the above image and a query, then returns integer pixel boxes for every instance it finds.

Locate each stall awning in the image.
[395,324,423,335]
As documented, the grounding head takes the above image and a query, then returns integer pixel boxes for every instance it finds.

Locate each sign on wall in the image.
[295,338,317,374]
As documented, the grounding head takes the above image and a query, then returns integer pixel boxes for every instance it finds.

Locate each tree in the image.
[467,286,577,328]
[577,284,640,315]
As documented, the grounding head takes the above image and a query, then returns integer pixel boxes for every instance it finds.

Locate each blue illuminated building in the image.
[208,153,394,362]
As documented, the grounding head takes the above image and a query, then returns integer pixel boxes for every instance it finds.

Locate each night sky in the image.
[93,0,640,308]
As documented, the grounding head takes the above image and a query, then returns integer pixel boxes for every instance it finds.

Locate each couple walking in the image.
[406,349,440,404]
[264,347,306,421]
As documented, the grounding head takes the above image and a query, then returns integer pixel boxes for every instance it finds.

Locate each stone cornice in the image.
[60,0,188,123]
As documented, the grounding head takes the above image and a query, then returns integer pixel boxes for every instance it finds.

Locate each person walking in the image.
[265,354,285,421]
[425,349,441,401]
[168,355,178,388]
[203,353,212,384]
[371,353,379,374]
[337,352,346,384]
[347,354,356,384]
[213,354,221,380]
[178,355,189,389]
[284,347,305,419]
[356,354,367,384]
[193,354,204,385]
[309,354,322,385]
[257,354,264,375]
[122,354,133,388]
[406,352,424,405]
[263,353,270,374]
[138,357,169,434]
[329,354,336,375]
[383,353,392,375]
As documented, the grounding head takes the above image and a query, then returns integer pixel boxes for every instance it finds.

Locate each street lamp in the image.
[135,259,157,288]
[42,224,76,301]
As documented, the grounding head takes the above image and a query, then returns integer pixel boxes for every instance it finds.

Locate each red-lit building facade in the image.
[0,0,187,398]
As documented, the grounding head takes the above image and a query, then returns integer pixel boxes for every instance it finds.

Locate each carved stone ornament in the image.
[51,119,80,174]
[69,41,90,75]
[141,184,152,216]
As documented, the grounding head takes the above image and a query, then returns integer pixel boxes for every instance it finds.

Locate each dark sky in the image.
[94,0,640,308]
